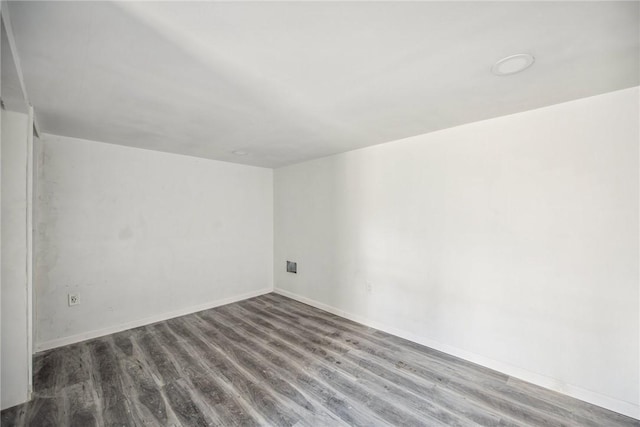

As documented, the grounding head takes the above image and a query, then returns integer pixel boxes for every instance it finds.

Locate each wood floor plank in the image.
[24,398,60,427]
[64,382,99,427]
[227,301,505,427]
[151,322,263,427]
[59,343,92,388]
[180,315,348,427]
[204,306,463,426]
[87,338,138,426]
[119,351,169,425]
[163,380,211,427]
[2,293,638,427]
[0,403,26,426]
[234,302,494,417]
[205,313,386,426]
[261,296,509,384]
[32,350,64,396]
[250,296,604,427]
[165,317,301,426]
[134,328,182,386]
[191,311,381,427]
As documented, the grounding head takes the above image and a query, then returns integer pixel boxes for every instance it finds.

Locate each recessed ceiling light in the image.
[232,150,248,156]
[491,53,535,76]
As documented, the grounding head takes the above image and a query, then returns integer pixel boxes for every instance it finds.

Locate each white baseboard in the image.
[1,391,31,412]
[274,287,640,420]
[36,287,272,352]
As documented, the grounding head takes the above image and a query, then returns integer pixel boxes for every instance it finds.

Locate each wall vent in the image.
[286,261,297,274]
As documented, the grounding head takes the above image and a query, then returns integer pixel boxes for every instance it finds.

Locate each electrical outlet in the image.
[365,281,373,293]
[68,293,80,306]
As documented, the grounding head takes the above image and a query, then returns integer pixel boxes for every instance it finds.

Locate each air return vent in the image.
[286,261,297,274]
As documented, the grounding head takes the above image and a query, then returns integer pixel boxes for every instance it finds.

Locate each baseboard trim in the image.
[274,287,639,420]
[36,287,273,353]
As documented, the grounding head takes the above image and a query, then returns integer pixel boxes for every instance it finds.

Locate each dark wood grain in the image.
[2,293,638,427]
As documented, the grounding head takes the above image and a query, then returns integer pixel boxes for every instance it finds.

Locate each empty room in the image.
[1,1,639,426]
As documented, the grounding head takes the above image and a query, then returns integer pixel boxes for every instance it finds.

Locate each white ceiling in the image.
[7,1,639,168]
[1,19,27,113]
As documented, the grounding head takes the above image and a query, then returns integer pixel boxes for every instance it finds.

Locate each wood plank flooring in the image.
[2,293,638,426]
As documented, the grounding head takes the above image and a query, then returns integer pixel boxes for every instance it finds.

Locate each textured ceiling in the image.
[7,1,640,167]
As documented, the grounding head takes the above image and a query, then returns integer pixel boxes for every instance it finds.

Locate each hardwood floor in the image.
[2,293,638,426]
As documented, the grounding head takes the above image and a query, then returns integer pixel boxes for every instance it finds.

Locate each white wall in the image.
[274,87,639,418]
[1,110,30,410]
[35,135,273,350]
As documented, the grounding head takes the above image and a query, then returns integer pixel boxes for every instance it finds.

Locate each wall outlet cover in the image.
[365,282,373,293]
[68,294,80,306]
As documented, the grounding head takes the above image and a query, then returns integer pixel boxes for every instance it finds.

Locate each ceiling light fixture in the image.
[491,53,535,76]
[232,150,248,156]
